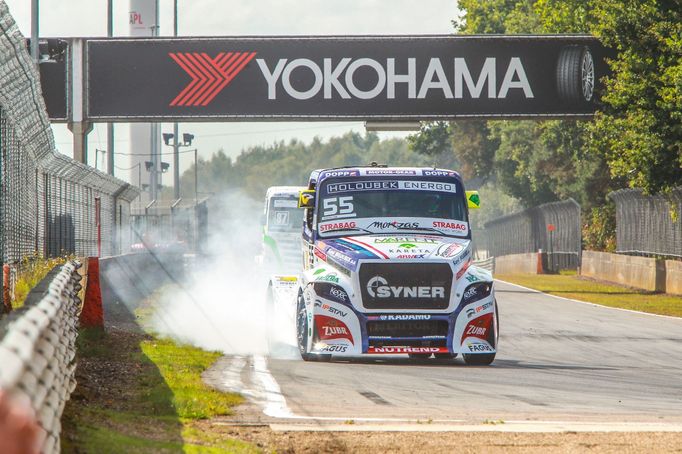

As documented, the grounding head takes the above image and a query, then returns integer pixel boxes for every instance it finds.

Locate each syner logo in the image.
[257,57,533,100]
[367,276,445,299]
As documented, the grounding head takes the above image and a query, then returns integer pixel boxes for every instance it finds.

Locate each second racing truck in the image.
[289,165,498,365]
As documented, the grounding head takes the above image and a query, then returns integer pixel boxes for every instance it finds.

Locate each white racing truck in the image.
[268,165,499,365]
[259,186,306,352]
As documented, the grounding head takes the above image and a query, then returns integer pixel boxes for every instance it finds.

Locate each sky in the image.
[4,0,459,183]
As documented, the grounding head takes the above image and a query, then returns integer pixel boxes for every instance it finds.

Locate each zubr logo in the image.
[169,52,257,107]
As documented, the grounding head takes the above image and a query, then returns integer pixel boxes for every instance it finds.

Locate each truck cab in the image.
[257,186,306,273]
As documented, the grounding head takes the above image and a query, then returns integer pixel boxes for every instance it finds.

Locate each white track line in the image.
[496,279,682,320]
[251,355,295,418]
[269,421,682,433]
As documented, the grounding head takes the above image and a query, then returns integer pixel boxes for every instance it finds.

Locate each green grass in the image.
[139,338,242,419]
[62,292,255,453]
[12,254,74,309]
[70,425,257,454]
[496,273,682,317]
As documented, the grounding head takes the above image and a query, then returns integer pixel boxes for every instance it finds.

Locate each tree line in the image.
[408,0,680,250]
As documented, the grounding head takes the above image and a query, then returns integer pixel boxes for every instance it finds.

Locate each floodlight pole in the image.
[30,0,39,65]
[106,0,115,176]
[173,0,180,199]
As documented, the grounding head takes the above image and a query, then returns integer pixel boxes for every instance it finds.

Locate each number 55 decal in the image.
[323,196,354,218]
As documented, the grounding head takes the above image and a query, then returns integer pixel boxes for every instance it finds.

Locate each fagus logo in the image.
[169,52,257,106]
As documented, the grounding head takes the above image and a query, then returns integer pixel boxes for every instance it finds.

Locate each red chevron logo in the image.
[169,51,257,107]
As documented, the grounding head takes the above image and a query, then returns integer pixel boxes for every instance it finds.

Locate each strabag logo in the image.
[169,52,257,106]
[366,276,445,299]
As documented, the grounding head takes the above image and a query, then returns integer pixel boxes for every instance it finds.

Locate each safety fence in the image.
[609,187,682,259]
[0,261,81,454]
[0,1,139,268]
[473,199,581,271]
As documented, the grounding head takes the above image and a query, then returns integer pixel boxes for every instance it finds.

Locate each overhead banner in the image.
[87,35,609,121]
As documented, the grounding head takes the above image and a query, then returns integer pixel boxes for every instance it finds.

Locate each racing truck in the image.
[279,165,498,365]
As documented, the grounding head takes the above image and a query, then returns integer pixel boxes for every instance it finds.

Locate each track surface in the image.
[212,281,682,424]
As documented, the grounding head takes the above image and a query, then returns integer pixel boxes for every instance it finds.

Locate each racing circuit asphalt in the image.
[208,281,682,426]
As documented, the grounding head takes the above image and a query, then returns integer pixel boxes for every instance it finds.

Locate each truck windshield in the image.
[268,197,302,233]
[316,178,469,238]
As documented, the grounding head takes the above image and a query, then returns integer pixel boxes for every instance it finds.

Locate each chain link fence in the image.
[0,2,139,268]
[609,187,682,259]
[473,199,581,271]
[0,261,82,454]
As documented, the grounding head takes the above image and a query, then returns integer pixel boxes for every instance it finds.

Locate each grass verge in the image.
[12,254,74,309]
[61,298,256,453]
[495,273,682,317]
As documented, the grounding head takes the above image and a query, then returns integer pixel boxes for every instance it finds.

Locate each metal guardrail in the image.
[473,257,495,273]
[0,261,82,453]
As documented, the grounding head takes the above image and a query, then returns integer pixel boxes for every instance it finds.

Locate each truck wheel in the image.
[435,353,457,360]
[463,353,495,365]
[266,285,276,355]
[408,353,433,360]
[296,292,313,361]
[556,45,594,103]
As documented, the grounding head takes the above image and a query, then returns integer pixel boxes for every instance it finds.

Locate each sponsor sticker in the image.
[367,346,449,354]
[327,248,358,268]
[316,273,340,284]
[466,342,494,353]
[461,313,493,344]
[475,301,493,313]
[319,344,348,353]
[434,243,464,258]
[367,276,445,299]
[325,180,456,194]
[314,247,327,261]
[273,199,299,208]
[316,315,354,345]
[314,300,348,318]
[319,221,357,233]
[369,314,432,321]
[433,221,467,232]
[364,169,417,175]
[321,169,360,178]
[465,274,481,283]
[422,170,458,177]
[328,286,348,302]
[374,237,439,244]
[369,221,420,230]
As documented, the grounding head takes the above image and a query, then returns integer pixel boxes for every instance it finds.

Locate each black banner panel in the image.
[87,35,608,121]
[41,60,67,120]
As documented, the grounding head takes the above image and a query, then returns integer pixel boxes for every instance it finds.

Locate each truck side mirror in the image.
[466,190,481,209]
[298,190,315,208]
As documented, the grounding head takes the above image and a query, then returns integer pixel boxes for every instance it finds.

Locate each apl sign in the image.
[86,36,609,120]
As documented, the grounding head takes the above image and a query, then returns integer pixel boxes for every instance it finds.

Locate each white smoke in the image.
[150,190,299,357]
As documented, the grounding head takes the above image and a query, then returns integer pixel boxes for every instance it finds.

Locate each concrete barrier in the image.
[99,250,184,323]
[665,260,682,296]
[580,251,665,292]
[494,253,542,275]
